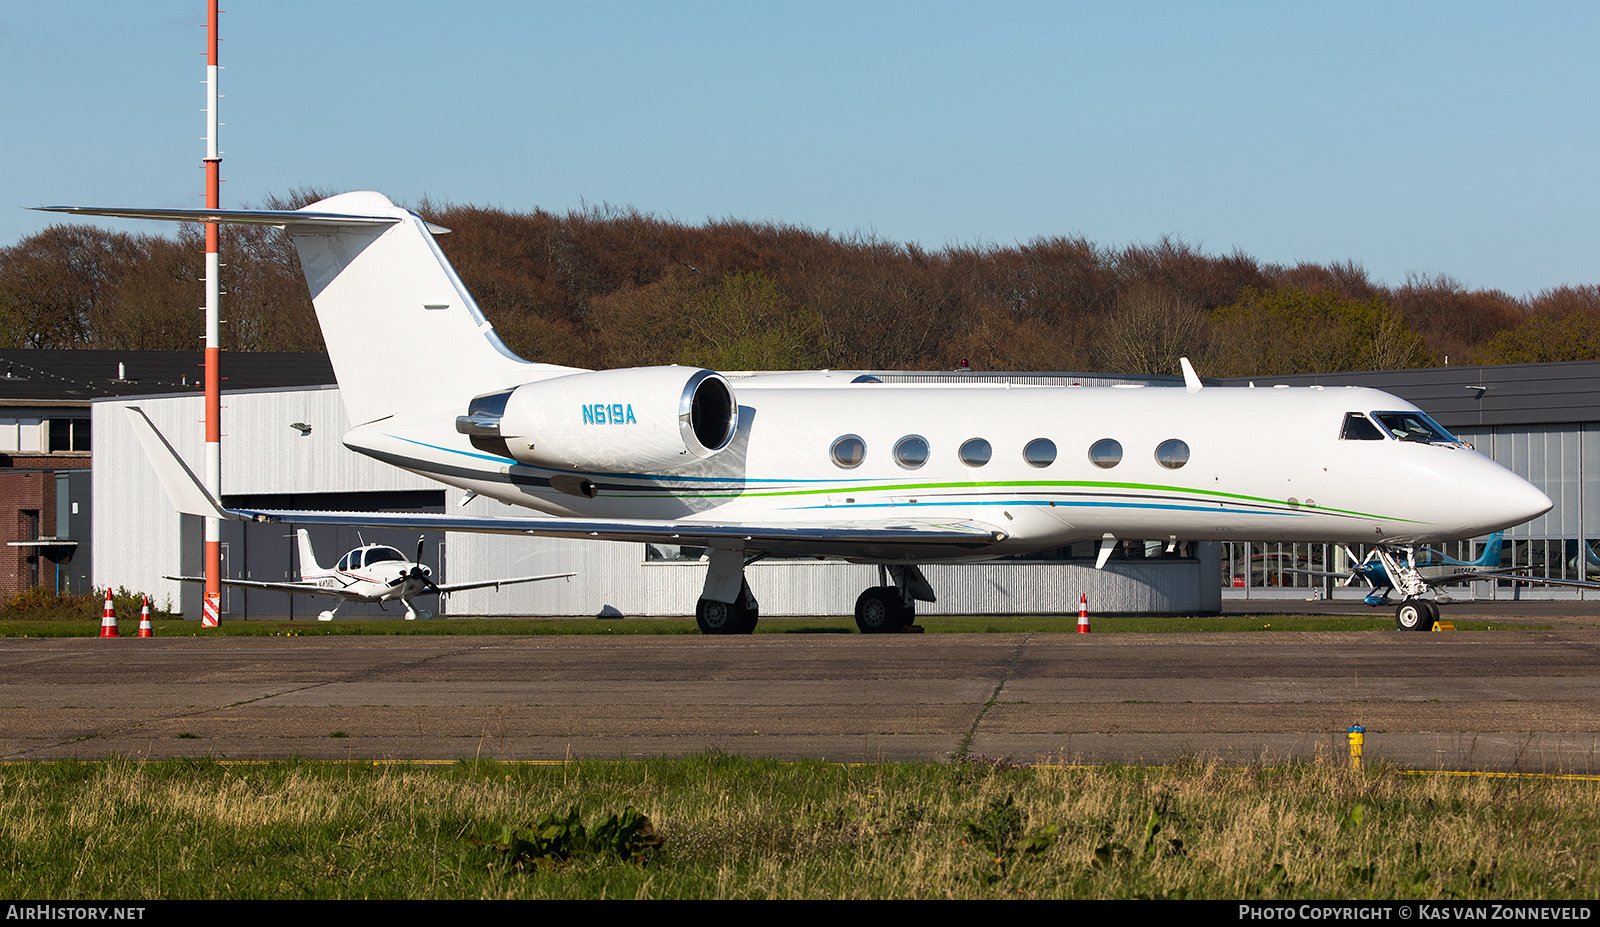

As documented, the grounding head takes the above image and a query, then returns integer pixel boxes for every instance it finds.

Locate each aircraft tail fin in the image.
[37,193,582,425]
[1474,532,1505,568]
[296,529,329,578]
[280,192,581,424]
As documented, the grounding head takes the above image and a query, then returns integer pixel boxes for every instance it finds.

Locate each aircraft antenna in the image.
[201,0,223,627]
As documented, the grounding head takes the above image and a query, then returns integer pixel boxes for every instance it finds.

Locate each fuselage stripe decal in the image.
[372,440,1420,524]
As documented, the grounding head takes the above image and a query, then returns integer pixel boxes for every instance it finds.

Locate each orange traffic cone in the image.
[1076,593,1090,633]
[99,588,118,638]
[138,596,153,638]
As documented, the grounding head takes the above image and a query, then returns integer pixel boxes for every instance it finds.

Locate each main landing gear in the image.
[695,580,759,635]
[693,554,936,635]
[853,565,936,634]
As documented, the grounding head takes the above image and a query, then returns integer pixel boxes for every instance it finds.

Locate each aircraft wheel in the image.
[737,601,759,634]
[696,597,755,635]
[1395,599,1436,632]
[854,587,906,634]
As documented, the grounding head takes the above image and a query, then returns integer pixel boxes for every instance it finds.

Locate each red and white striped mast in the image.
[201,0,222,627]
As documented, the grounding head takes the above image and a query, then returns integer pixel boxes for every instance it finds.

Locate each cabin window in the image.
[1340,412,1385,441]
[337,553,353,572]
[1088,438,1123,469]
[1374,411,1458,444]
[1155,438,1190,469]
[1023,438,1057,468]
[830,435,866,469]
[958,438,992,467]
[894,435,930,470]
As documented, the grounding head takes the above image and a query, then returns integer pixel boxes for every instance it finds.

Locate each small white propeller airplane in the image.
[41,192,1556,635]
[167,530,575,621]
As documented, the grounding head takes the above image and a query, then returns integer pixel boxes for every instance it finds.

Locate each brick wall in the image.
[0,471,52,597]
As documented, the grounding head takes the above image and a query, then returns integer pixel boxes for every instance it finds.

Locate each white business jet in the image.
[41,193,1554,634]
[167,530,574,621]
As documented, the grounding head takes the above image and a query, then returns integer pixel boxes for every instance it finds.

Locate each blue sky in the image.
[3,1,1596,297]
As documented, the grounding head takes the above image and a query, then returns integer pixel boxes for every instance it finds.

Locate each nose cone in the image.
[1461,455,1552,535]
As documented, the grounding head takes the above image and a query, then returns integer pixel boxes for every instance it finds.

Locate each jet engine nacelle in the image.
[456,366,738,475]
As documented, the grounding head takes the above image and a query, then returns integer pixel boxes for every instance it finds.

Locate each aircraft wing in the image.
[124,405,1007,558]
[164,575,376,602]
[1421,568,1519,586]
[432,572,577,594]
[1459,571,1600,590]
[239,509,1007,557]
[1281,567,1358,580]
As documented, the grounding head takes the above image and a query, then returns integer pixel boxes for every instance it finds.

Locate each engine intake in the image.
[456,366,737,474]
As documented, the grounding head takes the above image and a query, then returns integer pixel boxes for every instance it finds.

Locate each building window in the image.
[48,419,90,452]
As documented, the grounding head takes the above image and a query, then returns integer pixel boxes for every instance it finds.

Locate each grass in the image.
[0,613,1542,637]
[0,754,1594,899]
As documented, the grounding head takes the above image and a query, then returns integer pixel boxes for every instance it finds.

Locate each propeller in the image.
[397,536,441,595]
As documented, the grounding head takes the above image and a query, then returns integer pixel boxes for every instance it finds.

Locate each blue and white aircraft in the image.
[1294,531,1509,603]
[42,192,1555,634]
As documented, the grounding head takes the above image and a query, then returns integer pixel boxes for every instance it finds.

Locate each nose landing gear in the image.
[1394,598,1439,632]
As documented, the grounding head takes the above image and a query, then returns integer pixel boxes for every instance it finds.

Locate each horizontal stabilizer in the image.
[33,205,408,230]
[40,191,559,426]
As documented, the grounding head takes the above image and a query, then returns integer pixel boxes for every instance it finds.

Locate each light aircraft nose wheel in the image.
[1395,599,1438,632]
[854,587,907,634]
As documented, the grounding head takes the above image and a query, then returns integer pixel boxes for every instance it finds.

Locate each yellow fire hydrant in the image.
[1347,725,1365,770]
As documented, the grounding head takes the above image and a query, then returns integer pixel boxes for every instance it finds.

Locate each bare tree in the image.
[1098,283,1209,375]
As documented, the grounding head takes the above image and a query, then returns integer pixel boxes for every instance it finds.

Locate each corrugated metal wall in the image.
[92,387,442,615]
[443,516,1218,617]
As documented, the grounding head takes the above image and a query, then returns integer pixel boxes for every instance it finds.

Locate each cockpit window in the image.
[364,547,406,565]
[1374,411,1459,444]
[1340,412,1385,441]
